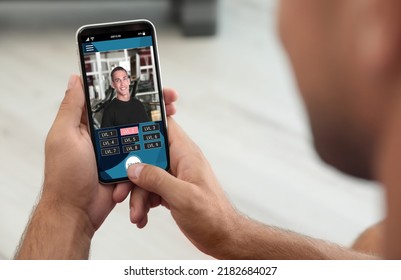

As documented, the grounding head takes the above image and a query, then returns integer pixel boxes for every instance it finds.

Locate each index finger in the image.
[55,75,85,128]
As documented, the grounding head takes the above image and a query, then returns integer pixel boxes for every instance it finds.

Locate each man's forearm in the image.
[15,198,94,260]
[217,215,379,260]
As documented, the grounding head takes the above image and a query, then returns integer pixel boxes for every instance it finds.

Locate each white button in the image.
[125,156,141,170]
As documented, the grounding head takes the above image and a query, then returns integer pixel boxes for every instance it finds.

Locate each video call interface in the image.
[80,29,168,182]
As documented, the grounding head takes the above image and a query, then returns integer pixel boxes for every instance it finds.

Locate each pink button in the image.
[120,126,139,136]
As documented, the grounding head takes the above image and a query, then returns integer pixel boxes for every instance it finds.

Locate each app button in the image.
[125,156,142,170]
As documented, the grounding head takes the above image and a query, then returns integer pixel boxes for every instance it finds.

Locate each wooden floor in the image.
[0,0,384,259]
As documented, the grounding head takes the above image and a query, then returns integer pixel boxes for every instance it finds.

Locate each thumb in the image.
[54,74,85,128]
[127,164,189,204]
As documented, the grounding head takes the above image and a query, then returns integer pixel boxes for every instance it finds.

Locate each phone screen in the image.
[76,20,169,183]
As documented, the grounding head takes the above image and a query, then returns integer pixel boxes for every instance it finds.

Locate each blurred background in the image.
[0,0,384,259]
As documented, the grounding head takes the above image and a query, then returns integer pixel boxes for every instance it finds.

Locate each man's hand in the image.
[127,118,379,260]
[15,75,178,259]
[16,75,111,259]
[42,77,179,231]
[127,118,242,258]
[42,75,114,231]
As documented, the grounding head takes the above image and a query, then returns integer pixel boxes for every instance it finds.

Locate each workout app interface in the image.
[79,28,168,182]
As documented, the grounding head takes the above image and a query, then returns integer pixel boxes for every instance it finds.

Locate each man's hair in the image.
[111,66,128,82]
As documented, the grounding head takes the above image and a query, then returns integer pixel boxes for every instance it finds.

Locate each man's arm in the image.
[220,216,378,259]
[15,198,94,259]
[127,118,379,260]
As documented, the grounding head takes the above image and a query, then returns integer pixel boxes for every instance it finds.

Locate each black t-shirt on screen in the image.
[101,97,150,128]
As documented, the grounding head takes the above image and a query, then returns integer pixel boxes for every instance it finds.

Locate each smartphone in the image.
[76,19,169,184]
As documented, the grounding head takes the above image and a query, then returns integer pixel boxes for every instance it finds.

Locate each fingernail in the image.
[128,164,143,180]
[67,75,77,90]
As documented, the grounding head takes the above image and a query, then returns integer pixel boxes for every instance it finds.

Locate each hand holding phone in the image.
[76,20,169,183]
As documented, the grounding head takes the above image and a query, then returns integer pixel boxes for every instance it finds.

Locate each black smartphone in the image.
[76,19,169,184]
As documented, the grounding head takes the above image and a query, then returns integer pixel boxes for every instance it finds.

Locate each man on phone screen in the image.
[101,66,150,128]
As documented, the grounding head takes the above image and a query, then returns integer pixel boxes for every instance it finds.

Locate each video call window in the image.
[84,46,161,129]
